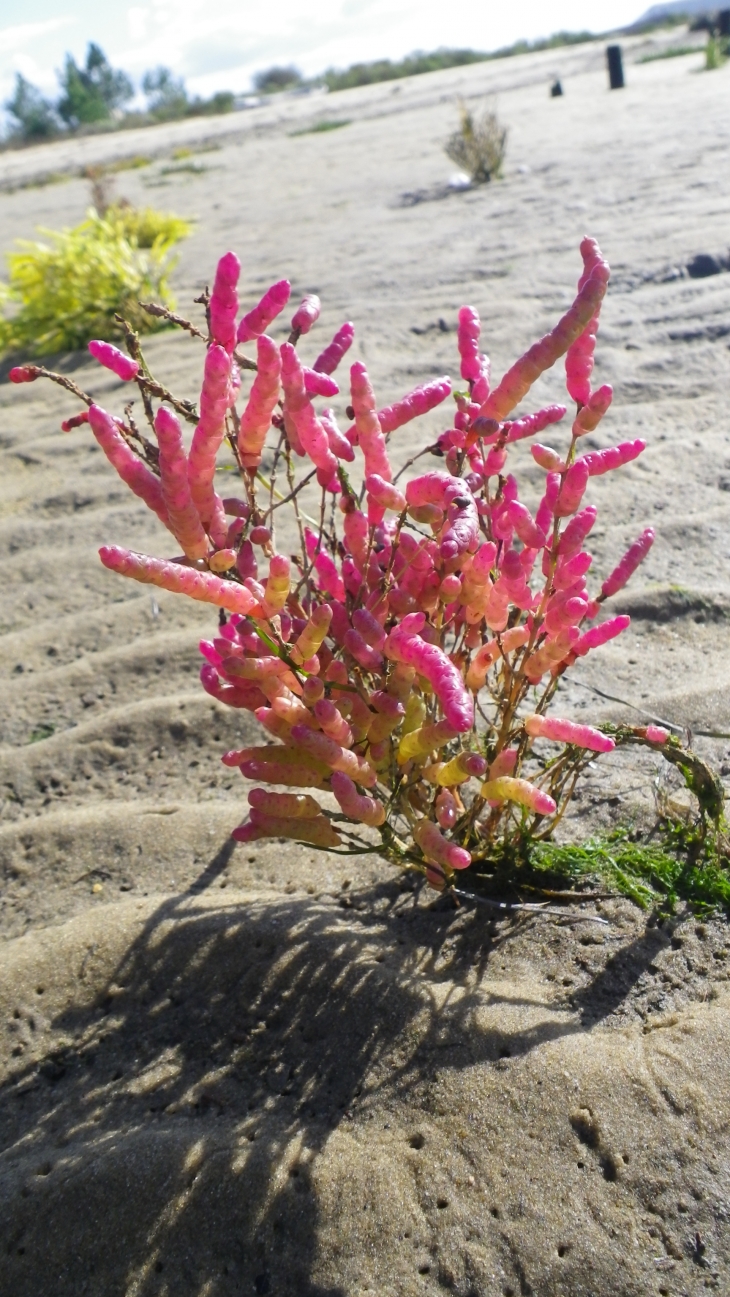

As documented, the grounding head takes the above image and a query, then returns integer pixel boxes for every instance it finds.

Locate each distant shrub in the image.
[142,66,190,122]
[0,206,191,358]
[192,91,235,116]
[445,102,507,184]
[321,36,599,92]
[253,66,305,94]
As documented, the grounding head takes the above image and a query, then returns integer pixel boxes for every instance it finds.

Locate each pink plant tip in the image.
[9,365,40,383]
[291,294,321,336]
[88,340,140,382]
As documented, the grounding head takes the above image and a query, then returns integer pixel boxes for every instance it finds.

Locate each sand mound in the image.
[2,37,730,1295]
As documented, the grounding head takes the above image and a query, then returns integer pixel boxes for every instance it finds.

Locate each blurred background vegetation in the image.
[3,42,235,147]
[3,12,714,149]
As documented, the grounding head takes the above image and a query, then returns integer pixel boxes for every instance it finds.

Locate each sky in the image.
[0,1,650,114]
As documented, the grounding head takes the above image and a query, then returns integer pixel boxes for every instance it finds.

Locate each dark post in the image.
[550,79,563,98]
[719,9,730,37]
[606,44,625,90]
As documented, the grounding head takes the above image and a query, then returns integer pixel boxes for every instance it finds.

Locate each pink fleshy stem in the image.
[290,294,321,338]
[565,318,598,406]
[261,554,291,619]
[235,811,341,847]
[237,279,291,345]
[386,620,473,733]
[248,788,323,819]
[397,717,460,763]
[531,444,566,473]
[280,343,339,483]
[478,776,556,816]
[99,545,260,616]
[320,409,355,462]
[223,743,328,773]
[303,368,339,398]
[572,614,631,656]
[209,251,240,354]
[88,404,170,528]
[344,629,384,673]
[413,820,471,871]
[350,361,392,520]
[503,404,567,444]
[555,459,589,518]
[573,384,613,436]
[188,343,231,539]
[330,771,385,826]
[313,322,355,375]
[314,699,354,747]
[365,473,407,513]
[200,666,267,711]
[524,713,615,753]
[435,789,458,830]
[557,506,597,559]
[580,439,645,477]
[431,751,488,786]
[507,501,546,549]
[290,603,333,665]
[376,377,452,435]
[237,334,282,470]
[457,305,490,388]
[88,340,140,382]
[600,529,655,600]
[237,761,329,789]
[290,724,377,787]
[404,471,454,508]
[478,258,609,422]
[154,406,209,561]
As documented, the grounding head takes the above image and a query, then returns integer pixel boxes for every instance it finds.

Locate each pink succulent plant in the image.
[12,237,676,892]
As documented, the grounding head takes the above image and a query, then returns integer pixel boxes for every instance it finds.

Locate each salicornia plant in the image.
[10,239,713,893]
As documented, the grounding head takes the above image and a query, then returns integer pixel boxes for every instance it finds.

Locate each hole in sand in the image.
[437,1197,448,1209]
[409,1133,425,1149]
[418,1264,431,1275]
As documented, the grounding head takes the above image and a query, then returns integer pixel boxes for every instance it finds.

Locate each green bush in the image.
[0,205,192,358]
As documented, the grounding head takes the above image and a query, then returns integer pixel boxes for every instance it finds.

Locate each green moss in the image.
[468,824,730,915]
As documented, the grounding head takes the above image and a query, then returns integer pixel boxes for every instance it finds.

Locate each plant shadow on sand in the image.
[0,842,684,1297]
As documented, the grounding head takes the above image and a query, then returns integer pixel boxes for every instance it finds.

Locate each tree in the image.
[252,65,304,94]
[142,66,189,121]
[5,74,58,142]
[57,43,133,128]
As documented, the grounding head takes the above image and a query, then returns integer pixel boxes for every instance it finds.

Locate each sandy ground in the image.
[2,35,730,1297]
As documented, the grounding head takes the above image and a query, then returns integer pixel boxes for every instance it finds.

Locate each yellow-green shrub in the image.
[0,204,192,357]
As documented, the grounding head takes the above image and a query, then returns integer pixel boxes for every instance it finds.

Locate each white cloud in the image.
[127,7,148,42]
[0,17,74,53]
